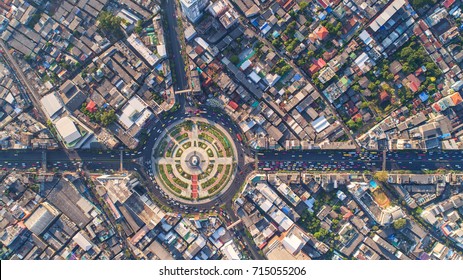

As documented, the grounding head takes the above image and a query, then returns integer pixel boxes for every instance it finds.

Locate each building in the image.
[118,95,153,136]
[315,25,329,40]
[127,34,160,67]
[86,101,97,113]
[55,117,82,145]
[180,0,209,23]
[24,203,59,235]
[73,232,93,251]
[40,93,64,119]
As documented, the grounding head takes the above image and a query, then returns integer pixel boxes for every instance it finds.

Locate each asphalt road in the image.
[3,149,463,173]
[162,0,188,91]
[258,150,463,172]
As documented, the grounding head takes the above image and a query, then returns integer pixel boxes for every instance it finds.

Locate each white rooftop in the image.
[119,96,152,129]
[40,93,63,118]
[311,116,330,133]
[73,232,93,251]
[55,116,81,144]
[282,233,303,254]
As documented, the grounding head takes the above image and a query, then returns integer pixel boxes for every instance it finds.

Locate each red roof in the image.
[450,93,463,105]
[309,64,320,75]
[194,46,204,55]
[407,74,421,92]
[317,0,328,9]
[409,82,419,92]
[418,20,428,31]
[443,0,456,9]
[86,100,97,113]
[282,0,295,11]
[228,100,239,111]
[343,212,354,220]
[352,113,362,122]
[315,26,329,40]
[191,175,198,199]
[432,103,442,112]
[379,91,390,102]
[316,58,327,68]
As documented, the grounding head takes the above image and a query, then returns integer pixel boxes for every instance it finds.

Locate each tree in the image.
[272,38,281,48]
[410,0,437,9]
[100,109,117,126]
[134,20,143,34]
[374,171,389,183]
[393,218,407,230]
[276,65,291,76]
[314,228,328,240]
[229,55,239,65]
[360,101,370,109]
[346,119,362,131]
[98,11,123,38]
[299,1,308,10]
[413,207,423,216]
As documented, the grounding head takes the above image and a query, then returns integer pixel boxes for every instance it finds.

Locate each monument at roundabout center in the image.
[152,118,237,202]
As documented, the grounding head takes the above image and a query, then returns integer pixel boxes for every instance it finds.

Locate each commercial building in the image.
[118,95,153,132]
[40,93,64,119]
[55,116,82,145]
[180,0,209,23]
[24,203,59,235]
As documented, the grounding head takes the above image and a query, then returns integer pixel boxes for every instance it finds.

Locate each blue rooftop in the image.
[419,92,429,102]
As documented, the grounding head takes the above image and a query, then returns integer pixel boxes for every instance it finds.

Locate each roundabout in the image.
[151,118,238,203]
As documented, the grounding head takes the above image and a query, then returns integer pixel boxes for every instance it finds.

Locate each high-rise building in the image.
[180,0,209,23]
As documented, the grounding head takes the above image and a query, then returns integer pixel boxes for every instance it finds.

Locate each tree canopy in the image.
[374,171,389,183]
[410,0,437,9]
[98,11,123,38]
[393,218,407,230]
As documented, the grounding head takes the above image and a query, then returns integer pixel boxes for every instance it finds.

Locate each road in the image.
[257,150,463,172]
[3,149,463,173]
[0,40,45,120]
[162,0,188,91]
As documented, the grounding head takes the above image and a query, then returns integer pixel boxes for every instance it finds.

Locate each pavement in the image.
[3,148,463,171]
[162,0,188,91]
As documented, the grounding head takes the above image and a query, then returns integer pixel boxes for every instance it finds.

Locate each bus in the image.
[236,133,242,142]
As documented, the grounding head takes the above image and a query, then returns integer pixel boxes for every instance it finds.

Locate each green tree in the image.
[99,109,117,126]
[314,228,328,239]
[413,207,423,216]
[272,38,282,48]
[229,55,239,65]
[134,20,143,34]
[299,1,308,10]
[393,218,407,230]
[360,101,370,109]
[374,171,389,183]
[410,0,437,9]
[98,11,123,38]
[276,65,291,76]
